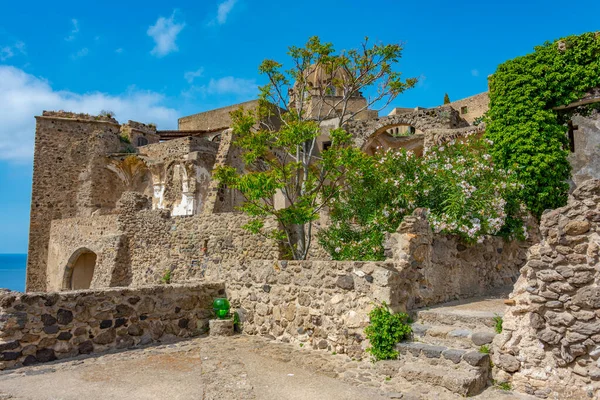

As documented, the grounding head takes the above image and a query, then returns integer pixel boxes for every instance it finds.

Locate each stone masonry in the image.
[0,282,224,370]
[492,179,600,399]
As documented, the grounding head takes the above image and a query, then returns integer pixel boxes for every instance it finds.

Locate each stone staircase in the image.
[392,292,509,396]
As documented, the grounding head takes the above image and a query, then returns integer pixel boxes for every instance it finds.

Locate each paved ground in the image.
[0,335,536,400]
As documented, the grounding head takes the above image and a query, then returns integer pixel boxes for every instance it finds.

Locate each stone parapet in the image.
[0,282,224,370]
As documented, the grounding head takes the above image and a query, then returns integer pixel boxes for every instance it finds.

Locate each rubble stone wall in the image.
[0,282,225,370]
[202,260,405,357]
[116,193,282,285]
[492,179,600,399]
[386,209,530,310]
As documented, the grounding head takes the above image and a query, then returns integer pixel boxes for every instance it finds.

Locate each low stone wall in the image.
[0,282,224,370]
[386,209,530,310]
[492,179,600,399]
[202,260,403,357]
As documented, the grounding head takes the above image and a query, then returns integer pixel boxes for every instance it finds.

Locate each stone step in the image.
[412,301,505,331]
[395,342,491,396]
[411,323,497,350]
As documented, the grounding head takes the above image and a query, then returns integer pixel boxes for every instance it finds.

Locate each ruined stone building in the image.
[25,83,600,294]
[3,74,598,398]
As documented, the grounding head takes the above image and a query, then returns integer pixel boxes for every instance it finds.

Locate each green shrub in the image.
[319,136,526,260]
[365,302,412,361]
[487,32,600,217]
[443,93,450,104]
[161,269,172,284]
[493,315,503,334]
[479,344,490,354]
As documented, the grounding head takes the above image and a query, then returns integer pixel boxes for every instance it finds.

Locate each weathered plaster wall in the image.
[0,282,224,370]
[445,92,490,124]
[385,209,530,310]
[46,215,129,291]
[492,179,600,399]
[569,111,600,188]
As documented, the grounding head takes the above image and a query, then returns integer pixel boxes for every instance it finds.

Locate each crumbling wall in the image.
[492,179,600,399]
[27,113,124,292]
[385,209,530,310]
[0,282,224,370]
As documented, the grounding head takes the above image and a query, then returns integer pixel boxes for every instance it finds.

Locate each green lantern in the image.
[213,298,230,319]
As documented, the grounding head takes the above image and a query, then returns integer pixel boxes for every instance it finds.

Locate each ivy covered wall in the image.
[487,32,600,217]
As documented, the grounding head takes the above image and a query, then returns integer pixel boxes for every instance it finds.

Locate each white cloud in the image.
[216,0,237,24]
[71,47,89,60]
[471,69,480,77]
[0,66,179,162]
[0,46,13,61]
[115,48,124,54]
[147,11,185,57]
[65,19,79,41]
[184,68,204,83]
[207,76,257,95]
[0,41,26,61]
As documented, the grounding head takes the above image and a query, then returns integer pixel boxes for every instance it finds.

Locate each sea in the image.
[0,254,27,292]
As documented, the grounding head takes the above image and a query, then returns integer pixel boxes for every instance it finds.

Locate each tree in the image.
[214,36,417,260]
[443,93,450,104]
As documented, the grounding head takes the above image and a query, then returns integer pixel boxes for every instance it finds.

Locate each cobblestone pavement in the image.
[0,335,537,400]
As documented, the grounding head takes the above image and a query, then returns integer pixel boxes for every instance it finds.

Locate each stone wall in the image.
[202,260,404,357]
[445,92,490,124]
[385,209,530,310]
[46,215,128,291]
[0,282,224,370]
[27,113,125,292]
[492,179,600,399]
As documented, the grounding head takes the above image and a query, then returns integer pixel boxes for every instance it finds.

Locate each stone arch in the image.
[62,248,97,290]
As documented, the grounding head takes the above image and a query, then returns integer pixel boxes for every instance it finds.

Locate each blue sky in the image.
[0,0,599,253]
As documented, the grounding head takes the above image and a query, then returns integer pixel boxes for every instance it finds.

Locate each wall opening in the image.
[63,249,97,290]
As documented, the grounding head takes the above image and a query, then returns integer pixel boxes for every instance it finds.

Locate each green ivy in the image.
[364,302,412,361]
[487,32,600,217]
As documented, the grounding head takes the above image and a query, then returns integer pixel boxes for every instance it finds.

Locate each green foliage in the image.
[99,109,115,118]
[319,136,526,260]
[364,302,412,361]
[215,36,417,260]
[494,381,512,391]
[493,315,503,334]
[161,269,172,284]
[479,344,490,354]
[487,32,600,217]
[119,134,131,144]
[443,93,450,104]
[232,311,241,332]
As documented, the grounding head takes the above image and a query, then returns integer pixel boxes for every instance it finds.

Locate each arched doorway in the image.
[63,249,97,290]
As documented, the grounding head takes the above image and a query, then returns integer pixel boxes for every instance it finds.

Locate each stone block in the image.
[471,331,496,346]
[209,319,234,336]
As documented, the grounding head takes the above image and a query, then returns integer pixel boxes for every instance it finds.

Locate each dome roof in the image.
[301,64,352,89]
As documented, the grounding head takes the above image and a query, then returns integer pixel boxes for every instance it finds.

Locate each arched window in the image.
[137,136,149,146]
